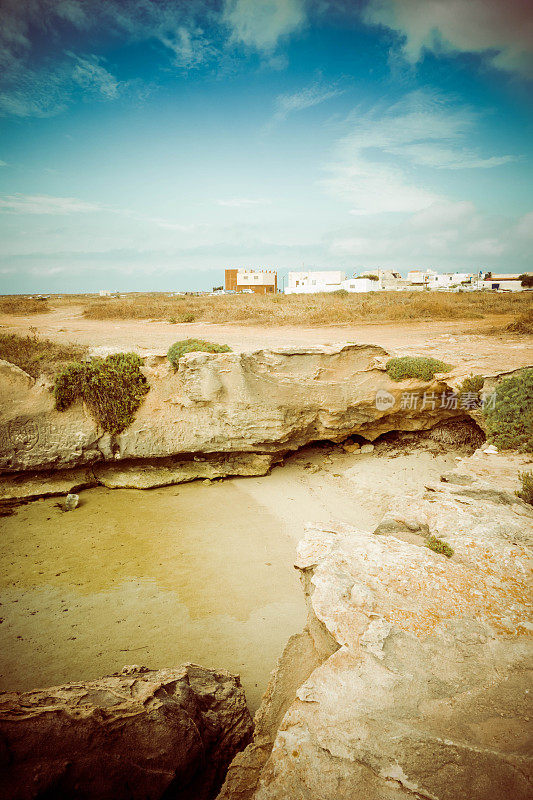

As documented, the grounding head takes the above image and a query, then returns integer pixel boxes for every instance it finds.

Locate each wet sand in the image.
[0,446,456,713]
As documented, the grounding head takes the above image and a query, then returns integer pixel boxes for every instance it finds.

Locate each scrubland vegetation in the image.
[79,290,532,327]
[516,471,533,505]
[54,352,149,434]
[167,339,232,369]
[386,356,452,381]
[0,332,87,378]
[502,308,533,335]
[0,296,50,315]
[485,368,533,452]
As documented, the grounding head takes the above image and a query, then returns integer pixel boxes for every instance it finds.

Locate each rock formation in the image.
[0,664,253,800]
[218,450,533,800]
[0,344,468,497]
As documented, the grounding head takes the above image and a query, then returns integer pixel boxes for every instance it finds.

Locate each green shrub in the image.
[459,374,484,394]
[484,368,533,452]
[457,374,484,407]
[167,338,232,369]
[516,471,533,505]
[54,352,149,435]
[180,312,196,323]
[386,356,452,382]
[426,535,454,558]
[168,317,177,324]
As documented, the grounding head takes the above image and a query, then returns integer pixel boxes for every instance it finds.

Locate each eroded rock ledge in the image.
[1,344,471,498]
[0,663,253,800]
[219,451,533,800]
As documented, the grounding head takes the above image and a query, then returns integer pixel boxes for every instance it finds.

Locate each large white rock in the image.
[0,345,462,479]
[221,453,533,800]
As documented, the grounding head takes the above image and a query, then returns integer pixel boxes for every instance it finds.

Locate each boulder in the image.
[0,664,253,800]
[224,453,533,800]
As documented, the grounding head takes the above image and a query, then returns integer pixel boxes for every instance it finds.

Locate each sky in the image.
[0,0,532,293]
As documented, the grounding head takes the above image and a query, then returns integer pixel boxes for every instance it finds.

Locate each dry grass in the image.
[0,296,50,315]
[81,291,532,326]
[0,332,87,378]
[503,308,533,335]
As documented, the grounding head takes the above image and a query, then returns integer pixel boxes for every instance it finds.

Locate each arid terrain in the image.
[0,295,531,799]
[1,296,532,375]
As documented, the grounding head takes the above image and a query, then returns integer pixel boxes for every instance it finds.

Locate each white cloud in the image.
[273,81,344,122]
[327,161,440,214]
[158,26,216,69]
[328,201,514,270]
[0,194,102,214]
[70,54,120,99]
[386,143,516,170]
[223,0,306,52]
[466,238,505,257]
[54,0,89,28]
[322,90,515,214]
[218,198,272,207]
[409,200,476,229]
[364,0,533,78]
[514,211,533,238]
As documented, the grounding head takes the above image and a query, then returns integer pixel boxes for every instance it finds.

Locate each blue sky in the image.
[0,0,532,293]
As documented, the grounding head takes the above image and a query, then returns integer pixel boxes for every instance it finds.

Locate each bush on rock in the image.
[167,338,232,369]
[54,352,149,435]
[386,356,452,382]
[484,368,533,452]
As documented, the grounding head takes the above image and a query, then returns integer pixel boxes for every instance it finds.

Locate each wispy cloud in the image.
[386,143,516,170]
[0,194,102,214]
[273,80,344,123]
[364,0,533,79]
[70,53,120,99]
[223,0,307,52]
[322,90,516,214]
[217,198,272,207]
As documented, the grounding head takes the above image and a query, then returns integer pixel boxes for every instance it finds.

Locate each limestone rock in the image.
[64,492,79,510]
[0,345,467,484]
[234,453,533,800]
[93,453,277,490]
[0,663,253,800]
[342,442,360,453]
[359,443,374,453]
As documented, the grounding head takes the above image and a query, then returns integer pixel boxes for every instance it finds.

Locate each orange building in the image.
[225,268,277,294]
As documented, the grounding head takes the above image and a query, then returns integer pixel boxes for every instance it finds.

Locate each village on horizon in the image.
[89,268,533,299]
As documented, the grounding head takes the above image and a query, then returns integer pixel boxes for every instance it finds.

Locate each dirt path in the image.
[1,305,531,374]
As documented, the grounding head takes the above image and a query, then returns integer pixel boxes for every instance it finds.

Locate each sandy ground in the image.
[1,304,532,374]
[0,443,457,713]
[0,305,530,712]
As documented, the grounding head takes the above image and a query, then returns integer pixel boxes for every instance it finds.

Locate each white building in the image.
[428,273,472,289]
[99,289,112,297]
[407,269,438,285]
[342,277,381,292]
[285,270,346,294]
[481,274,526,291]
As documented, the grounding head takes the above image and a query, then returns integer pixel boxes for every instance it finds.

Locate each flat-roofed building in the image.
[225,268,277,294]
[285,270,346,294]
